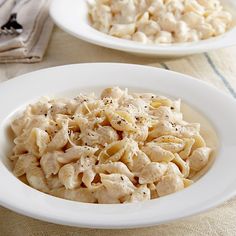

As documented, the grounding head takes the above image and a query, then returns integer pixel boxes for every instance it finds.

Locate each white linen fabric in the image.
[0,0,53,63]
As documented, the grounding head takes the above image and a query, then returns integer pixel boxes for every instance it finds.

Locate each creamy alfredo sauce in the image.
[181,103,219,181]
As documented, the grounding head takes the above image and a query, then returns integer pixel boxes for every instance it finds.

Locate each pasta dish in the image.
[89,0,233,44]
[9,87,212,203]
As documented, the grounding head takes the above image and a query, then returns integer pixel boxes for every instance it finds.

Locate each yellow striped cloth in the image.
[0,27,236,236]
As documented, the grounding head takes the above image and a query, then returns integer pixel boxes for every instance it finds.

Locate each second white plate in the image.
[50,0,236,57]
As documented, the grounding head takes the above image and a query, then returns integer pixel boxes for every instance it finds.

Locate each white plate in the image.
[0,63,236,229]
[50,0,236,57]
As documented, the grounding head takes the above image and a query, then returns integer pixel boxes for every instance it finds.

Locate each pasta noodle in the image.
[9,87,212,203]
[89,0,233,44]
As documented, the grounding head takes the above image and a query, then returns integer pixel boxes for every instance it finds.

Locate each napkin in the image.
[0,0,53,63]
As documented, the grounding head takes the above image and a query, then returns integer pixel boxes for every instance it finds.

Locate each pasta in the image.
[9,87,212,204]
[88,0,233,44]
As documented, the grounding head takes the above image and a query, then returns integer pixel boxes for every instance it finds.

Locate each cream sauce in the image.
[181,103,219,181]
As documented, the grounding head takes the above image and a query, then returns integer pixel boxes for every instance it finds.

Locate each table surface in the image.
[0,27,236,236]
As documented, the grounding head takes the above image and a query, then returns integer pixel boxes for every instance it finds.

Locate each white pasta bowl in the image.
[50,0,236,57]
[0,63,236,228]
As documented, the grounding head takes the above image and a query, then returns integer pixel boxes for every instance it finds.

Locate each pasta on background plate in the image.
[89,0,233,44]
[9,87,212,204]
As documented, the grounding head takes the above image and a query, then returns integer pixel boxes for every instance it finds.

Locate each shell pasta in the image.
[88,0,233,44]
[9,87,212,203]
